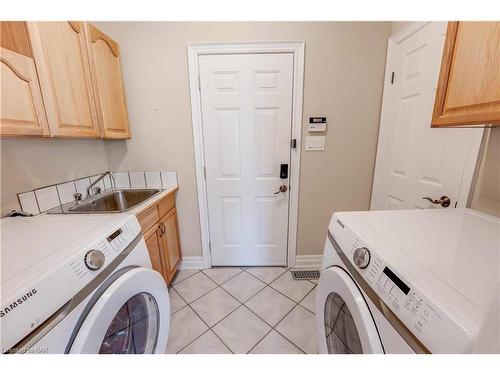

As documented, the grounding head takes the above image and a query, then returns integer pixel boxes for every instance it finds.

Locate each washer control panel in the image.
[1,216,142,352]
[68,222,136,281]
[330,217,472,353]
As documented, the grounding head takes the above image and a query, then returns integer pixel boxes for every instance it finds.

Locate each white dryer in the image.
[1,213,170,354]
[316,208,500,354]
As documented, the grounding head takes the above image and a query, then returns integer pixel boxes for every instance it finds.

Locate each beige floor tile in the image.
[172,269,199,285]
[168,288,187,315]
[244,267,287,284]
[299,287,316,314]
[221,271,266,303]
[166,306,208,353]
[202,267,243,284]
[250,330,303,354]
[173,272,217,303]
[179,330,231,354]
[245,286,295,326]
[275,305,317,354]
[270,271,315,302]
[191,287,241,327]
[213,305,271,353]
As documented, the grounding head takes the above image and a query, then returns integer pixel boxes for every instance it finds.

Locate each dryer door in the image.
[316,266,384,354]
[68,267,169,354]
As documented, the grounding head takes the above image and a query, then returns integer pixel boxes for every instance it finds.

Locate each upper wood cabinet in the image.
[1,21,131,139]
[432,22,500,127]
[85,23,131,139]
[26,22,100,137]
[0,22,50,137]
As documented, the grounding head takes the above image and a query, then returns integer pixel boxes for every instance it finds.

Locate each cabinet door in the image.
[1,47,50,137]
[432,22,500,127]
[1,22,50,137]
[159,208,182,283]
[85,23,131,139]
[27,22,100,137]
[143,224,165,276]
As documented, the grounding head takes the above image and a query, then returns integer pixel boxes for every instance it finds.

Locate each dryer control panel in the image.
[329,215,474,354]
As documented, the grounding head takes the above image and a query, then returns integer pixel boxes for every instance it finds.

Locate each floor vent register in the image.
[291,270,320,281]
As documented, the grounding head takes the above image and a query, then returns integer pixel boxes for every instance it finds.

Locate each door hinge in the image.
[208,241,212,252]
[390,71,395,84]
[291,139,297,149]
[198,75,201,91]
[203,166,206,179]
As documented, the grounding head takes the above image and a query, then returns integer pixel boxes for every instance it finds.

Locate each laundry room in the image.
[1,0,500,374]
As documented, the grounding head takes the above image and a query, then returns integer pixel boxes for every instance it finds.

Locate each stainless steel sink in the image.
[48,189,161,214]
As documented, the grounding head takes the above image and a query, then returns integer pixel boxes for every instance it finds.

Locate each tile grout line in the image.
[174,267,281,353]
[216,268,307,353]
[171,269,248,353]
[170,267,317,354]
[168,302,211,354]
[173,283,236,354]
[172,267,244,307]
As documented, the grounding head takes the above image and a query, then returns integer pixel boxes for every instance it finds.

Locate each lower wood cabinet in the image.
[137,190,182,285]
[159,208,182,278]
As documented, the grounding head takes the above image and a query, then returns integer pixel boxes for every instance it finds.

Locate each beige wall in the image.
[94,21,392,257]
[1,139,110,215]
[470,128,500,217]
[391,21,415,34]
[0,22,392,259]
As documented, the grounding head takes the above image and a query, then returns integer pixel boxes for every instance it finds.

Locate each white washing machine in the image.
[316,208,500,354]
[1,213,170,354]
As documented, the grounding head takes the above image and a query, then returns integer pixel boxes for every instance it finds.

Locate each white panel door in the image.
[199,53,293,266]
[371,22,483,211]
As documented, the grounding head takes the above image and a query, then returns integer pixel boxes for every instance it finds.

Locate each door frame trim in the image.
[187,41,305,268]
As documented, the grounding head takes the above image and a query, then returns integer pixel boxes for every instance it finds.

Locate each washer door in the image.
[315,266,384,354]
[69,267,170,354]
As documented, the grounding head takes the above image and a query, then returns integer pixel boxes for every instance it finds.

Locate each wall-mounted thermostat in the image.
[309,117,327,132]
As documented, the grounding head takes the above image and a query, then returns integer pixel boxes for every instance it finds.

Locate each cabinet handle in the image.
[160,222,166,235]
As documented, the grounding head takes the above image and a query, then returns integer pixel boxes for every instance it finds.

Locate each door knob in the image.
[274,185,288,194]
[422,196,451,208]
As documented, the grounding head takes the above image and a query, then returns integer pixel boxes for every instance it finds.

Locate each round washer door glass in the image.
[69,267,170,354]
[324,292,362,353]
[100,292,159,354]
[315,266,383,354]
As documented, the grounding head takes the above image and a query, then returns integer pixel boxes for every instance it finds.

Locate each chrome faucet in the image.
[87,171,113,198]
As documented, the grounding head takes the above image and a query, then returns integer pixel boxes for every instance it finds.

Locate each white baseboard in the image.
[179,256,205,270]
[181,255,322,270]
[293,255,323,270]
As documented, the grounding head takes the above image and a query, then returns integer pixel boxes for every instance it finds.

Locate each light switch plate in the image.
[306,136,325,151]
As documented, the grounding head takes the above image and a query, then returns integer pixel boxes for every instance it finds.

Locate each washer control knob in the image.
[353,247,371,269]
[84,249,105,270]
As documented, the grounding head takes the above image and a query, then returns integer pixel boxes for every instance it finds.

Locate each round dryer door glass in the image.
[324,292,363,354]
[99,293,159,354]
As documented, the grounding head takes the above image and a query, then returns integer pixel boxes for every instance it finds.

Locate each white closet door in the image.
[371,22,483,211]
